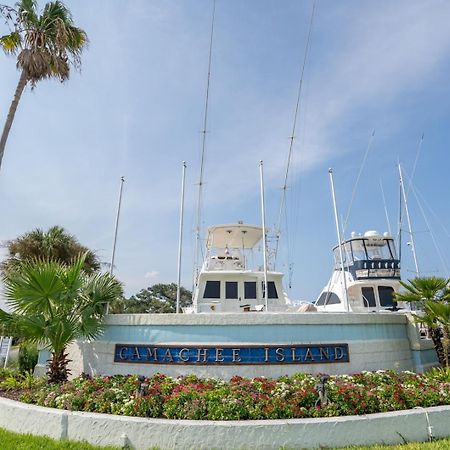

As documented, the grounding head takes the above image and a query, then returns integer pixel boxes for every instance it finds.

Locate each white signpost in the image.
[0,336,12,368]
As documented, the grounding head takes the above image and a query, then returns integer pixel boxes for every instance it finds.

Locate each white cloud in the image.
[144,270,160,279]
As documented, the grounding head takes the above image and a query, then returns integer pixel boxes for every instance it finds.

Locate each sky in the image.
[1,0,450,308]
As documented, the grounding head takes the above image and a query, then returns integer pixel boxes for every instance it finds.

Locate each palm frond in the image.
[0,31,22,54]
[4,0,87,83]
[17,0,39,27]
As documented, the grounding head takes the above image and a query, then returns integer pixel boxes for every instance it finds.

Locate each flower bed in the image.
[1,369,450,420]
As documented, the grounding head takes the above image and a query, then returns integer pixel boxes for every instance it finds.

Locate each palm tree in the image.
[0,255,123,382]
[1,225,100,275]
[395,276,450,367]
[0,0,87,171]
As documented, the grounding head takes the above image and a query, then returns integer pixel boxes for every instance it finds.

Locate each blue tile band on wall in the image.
[114,344,350,365]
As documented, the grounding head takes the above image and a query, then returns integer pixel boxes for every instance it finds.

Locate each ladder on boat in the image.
[0,336,12,368]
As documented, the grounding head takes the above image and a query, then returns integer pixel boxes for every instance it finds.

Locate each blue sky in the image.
[0,0,449,304]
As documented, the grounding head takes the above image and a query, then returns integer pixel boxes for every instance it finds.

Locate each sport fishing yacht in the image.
[315,230,403,312]
[192,223,292,313]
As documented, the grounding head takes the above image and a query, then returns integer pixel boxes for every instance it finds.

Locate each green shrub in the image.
[18,342,38,374]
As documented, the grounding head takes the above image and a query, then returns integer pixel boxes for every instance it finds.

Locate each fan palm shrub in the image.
[0,255,122,383]
[395,276,450,367]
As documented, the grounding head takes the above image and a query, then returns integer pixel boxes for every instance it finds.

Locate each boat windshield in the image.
[334,238,397,268]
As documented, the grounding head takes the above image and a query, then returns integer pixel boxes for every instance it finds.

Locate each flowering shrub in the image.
[1,369,450,420]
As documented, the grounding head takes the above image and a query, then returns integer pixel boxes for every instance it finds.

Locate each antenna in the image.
[194,0,216,289]
[274,0,316,266]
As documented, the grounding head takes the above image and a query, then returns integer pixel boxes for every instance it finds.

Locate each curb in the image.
[0,396,449,449]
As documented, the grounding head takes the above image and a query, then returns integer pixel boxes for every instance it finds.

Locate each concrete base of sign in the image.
[42,312,438,379]
[0,396,449,449]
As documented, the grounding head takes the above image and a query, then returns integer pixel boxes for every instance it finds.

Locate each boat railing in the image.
[337,259,401,279]
[206,256,245,271]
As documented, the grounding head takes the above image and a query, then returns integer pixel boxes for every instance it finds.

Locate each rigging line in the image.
[414,184,450,241]
[274,0,316,265]
[380,179,393,236]
[194,0,216,286]
[406,133,424,200]
[343,129,375,235]
[398,133,424,234]
[410,181,450,277]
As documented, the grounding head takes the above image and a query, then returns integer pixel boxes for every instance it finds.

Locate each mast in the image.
[328,168,349,312]
[398,163,420,276]
[274,1,316,267]
[194,0,216,289]
[106,175,125,314]
[260,160,269,312]
[176,162,187,314]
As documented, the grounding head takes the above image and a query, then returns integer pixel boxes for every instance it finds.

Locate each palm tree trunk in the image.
[0,70,28,172]
[47,349,71,384]
[430,327,445,366]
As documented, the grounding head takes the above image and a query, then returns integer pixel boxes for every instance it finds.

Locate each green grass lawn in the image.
[0,427,119,450]
[341,440,450,450]
[1,427,450,450]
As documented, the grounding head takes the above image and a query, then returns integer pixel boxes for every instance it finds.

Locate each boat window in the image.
[362,287,376,307]
[351,239,367,261]
[379,286,395,307]
[261,281,278,299]
[344,242,353,265]
[325,292,340,304]
[334,245,352,268]
[386,240,397,259]
[316,292,340,305]
[225,281,238,299]
[366,242,392,260]
[203,281,220,299]
[244,281,257,299]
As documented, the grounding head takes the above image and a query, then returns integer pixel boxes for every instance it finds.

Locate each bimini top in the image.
[206,224,263,249]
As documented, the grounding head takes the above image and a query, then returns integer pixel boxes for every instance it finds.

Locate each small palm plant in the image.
[0,255,123,383]
[0,0,87,171]
[395,276,450,367]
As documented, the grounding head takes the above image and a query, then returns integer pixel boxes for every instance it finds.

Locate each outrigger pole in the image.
[398,163,420,276]
[260,160,269,312]
[274,0,316,268]
[328,168,349,312]
[194,0,216,290]
[107,175,125,314]
[176,162,187,314]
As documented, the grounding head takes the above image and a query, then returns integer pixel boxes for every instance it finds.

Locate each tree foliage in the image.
[1,225,100,275]
[110,283,192,314]
[0,0,87,170]
[395,276,450,367]
[0,255,123,382]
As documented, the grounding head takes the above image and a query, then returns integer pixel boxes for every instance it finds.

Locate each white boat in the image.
[315,230,403,312]
[192,223,292,313]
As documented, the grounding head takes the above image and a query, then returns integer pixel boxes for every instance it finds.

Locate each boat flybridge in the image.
[192,223,292,313]
[315,230,404,313]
